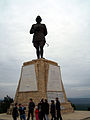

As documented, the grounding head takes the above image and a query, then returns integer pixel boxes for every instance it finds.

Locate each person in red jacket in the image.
[35,106,39,120]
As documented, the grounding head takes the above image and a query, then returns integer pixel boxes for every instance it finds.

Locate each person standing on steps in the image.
[19,104,26,120]
[35,106,39,120]
[38,100,43,120]
[44,99,49,120]
[27,98,35,120]
[56,98,62,120]
[50,100,56,120]
[12,103,19,120]
[30,15,48,59]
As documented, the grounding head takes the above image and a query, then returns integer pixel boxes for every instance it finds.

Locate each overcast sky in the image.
[0,0,90,99]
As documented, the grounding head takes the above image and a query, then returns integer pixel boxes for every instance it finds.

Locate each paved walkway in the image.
[62,111,90,120]
[0,111,90,120]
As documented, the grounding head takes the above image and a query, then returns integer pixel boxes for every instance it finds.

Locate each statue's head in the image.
[36,16,42,23]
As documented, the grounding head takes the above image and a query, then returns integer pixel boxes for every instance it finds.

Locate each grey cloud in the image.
[0,0,90,98]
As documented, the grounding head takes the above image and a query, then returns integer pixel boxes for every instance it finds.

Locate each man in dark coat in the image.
[50,100,56,120]
[30,15,47,59]
[44,99,49,120]
[38,98,46,120]
[12,103,19,120]
[38,100,43,120]
[56,98,62,120]
[27,98,35,120]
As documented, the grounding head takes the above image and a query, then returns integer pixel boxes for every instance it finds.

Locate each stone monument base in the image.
[14,58,73,114]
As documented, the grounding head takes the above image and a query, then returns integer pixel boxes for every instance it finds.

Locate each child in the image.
[35,106,39,120]
[19,104,26,120]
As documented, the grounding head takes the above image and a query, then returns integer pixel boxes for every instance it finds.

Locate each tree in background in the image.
[0,95,13,113]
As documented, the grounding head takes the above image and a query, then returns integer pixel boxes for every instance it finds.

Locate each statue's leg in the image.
[34,42,40,59]
[40,46,43,58]
[36,47,40,59]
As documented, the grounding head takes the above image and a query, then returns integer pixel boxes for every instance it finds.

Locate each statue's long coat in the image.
[30,23,47,43]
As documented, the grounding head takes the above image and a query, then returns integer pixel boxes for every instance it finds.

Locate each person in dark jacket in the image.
[56,98,62,120]
[12,103,19,120]
[19,104,26,120]
[38,100,43,120]
[27,98,35,120]
[44,99,49,120]
[41,98,46,120]
[50,100,56,120]
[38,98,46,120]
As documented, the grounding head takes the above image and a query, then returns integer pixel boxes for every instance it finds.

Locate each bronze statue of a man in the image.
[30,16,47,59]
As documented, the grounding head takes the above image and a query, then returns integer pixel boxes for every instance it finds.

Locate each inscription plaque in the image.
[19,64,37,92]
[47,65,62,91]
[47,92,65,103]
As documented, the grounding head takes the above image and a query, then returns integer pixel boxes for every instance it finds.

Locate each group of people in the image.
[12,97,62,120]
[12,103,26,120]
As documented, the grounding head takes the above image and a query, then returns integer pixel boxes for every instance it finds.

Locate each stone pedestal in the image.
[14,58,73,113]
